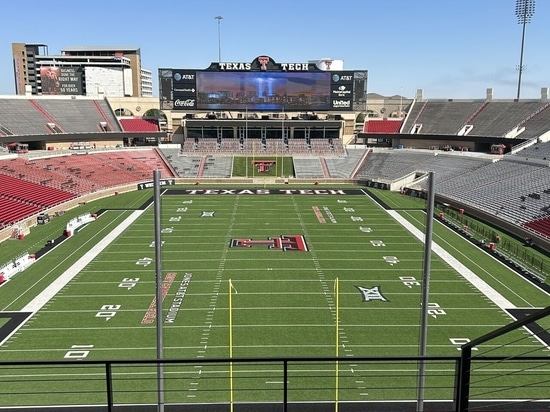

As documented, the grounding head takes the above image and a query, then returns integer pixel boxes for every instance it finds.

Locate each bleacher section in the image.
[355,150,437,181]
[0,99,53,135]
[515,103,550,140]
[0,197,43,228]
[0,148,174,229]
[0,157,95,194]
[0,98,121,136]
[119,118,159,132]
[34,99,122,133]
[524,217,550,238]
[352,149,550,238]
[402,101,482,135]
[400,100,550,139]
[363,119,403,134]
[418,159,550,225]
[468,102,547,137]
[293,158,325,179]
[1,149,174,194]
[182,138,345,157]
[513,141,550,161]
[159,148,202,178]
[0,173,76,227]
[324,148,367,178]
[200,156,233,178]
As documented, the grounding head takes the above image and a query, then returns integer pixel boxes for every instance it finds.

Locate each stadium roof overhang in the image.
[184,119,344,128]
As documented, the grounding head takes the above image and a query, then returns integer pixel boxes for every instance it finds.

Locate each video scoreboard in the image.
[159,56,367,112]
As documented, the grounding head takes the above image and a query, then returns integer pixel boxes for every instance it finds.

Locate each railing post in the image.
[455,347,471,412]
[283,360,288,412]
[105,362,114,412]
[455,305,550,412]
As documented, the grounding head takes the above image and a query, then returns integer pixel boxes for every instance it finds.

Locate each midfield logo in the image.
[356,285,389,302]
[230,235,308,252]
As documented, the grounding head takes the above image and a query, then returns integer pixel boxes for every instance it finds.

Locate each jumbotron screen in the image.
[159,56,367,112]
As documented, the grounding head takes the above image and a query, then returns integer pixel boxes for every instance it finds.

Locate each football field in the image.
[0,186,548,408]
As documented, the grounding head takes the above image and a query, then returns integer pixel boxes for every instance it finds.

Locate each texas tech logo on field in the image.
[230,235,308,251]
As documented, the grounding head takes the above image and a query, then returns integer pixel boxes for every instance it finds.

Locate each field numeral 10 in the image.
[119,277,140,290]
[64,345,94,360]
[96,305,121,321]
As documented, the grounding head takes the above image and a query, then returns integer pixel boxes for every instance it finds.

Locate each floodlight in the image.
[515,0,535,99]
[215,16,223,63]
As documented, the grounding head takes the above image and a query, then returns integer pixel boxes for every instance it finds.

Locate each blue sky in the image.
[0,0,547,99]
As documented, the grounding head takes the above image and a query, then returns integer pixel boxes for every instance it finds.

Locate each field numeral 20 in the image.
[119,277,140,290]
[96,305,121,321]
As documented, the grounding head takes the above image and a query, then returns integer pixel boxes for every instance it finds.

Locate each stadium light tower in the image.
[515,0,535,100]
[215,16,223,63]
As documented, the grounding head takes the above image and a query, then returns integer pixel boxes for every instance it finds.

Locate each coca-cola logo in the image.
[174,99,195,107]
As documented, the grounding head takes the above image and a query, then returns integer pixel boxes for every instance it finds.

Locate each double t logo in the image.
[230,235,308,252]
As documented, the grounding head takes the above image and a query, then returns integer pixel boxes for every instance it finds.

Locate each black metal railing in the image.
[0,307,548,412]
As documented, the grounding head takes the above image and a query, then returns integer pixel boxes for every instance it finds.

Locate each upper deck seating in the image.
[0,99,53,135]
[34,99,121,133]
[0,97,123,136]
[363,119,403,134]
[120,118,159,132]
[401,101,482,135]
[468,102,547,137]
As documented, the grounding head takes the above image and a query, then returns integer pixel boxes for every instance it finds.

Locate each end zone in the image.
[0,312,33,346]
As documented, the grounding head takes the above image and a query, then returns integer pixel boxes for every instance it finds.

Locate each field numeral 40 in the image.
[399,276,420,288]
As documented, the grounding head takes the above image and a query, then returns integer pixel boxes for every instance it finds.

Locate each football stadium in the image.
[0,50,549,412]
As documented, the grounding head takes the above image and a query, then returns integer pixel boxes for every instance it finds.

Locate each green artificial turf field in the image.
[0,186,548,408]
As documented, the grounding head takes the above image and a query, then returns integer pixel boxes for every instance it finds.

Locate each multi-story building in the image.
[12,43,152,98]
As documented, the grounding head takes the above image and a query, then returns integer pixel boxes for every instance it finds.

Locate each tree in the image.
[143,109,166,122]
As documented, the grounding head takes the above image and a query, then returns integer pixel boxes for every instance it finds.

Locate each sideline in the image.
[0,210,145,346]
[22,210,144,313]
[387,209,516,309]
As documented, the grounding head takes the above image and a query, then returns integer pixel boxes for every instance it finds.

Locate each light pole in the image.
[515,0,535,100]
[215,16,223,63]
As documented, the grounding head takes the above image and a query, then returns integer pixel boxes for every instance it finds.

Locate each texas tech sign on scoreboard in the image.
[159,56,367,112]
